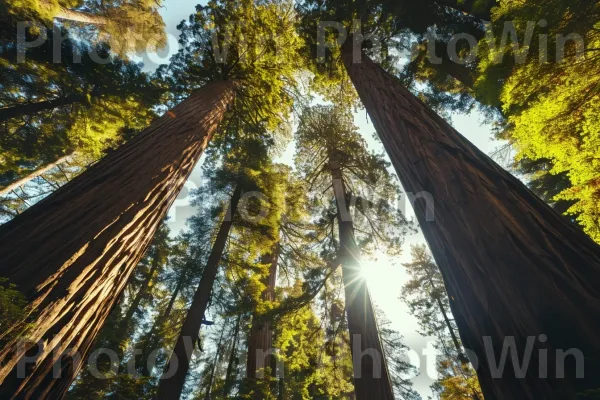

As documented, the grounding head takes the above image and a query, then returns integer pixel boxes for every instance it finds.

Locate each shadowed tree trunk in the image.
[119,247,166,337]
[0,95,87,122]
[223,315,242,398]
[427,275,465,362]
[246,244,279,398]
[427,275,481,399]
[329,157,394,400]
[141,274,185,377]
[0,153,75,197]
[341,44,600,399]
[156,186,242,400]
[0,81,234,399]
[204,326,227,400]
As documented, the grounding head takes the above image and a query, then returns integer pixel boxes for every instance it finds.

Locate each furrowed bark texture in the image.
[330,161,394,400]
[342,47,600,399]
[0,81,234,399]
[246,244,279,390]
[156,186,242,400]
[0,153,75,198]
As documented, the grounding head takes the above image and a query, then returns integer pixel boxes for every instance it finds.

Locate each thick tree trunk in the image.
[156,186,242,400]
[0,94,86,122]
[246,244,279,398]
[329,160,395,400]
[342,45,600,398]
[0,81,234,399]
[0,153,75,198]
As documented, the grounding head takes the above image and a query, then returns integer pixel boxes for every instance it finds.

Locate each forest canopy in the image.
[1,0,600,399]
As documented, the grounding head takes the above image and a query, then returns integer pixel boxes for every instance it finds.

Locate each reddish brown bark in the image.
[246,243,279,391]
[329,159,394,400]
[0,81,234,399]
[156,186,242,400]
[342,45,600,398]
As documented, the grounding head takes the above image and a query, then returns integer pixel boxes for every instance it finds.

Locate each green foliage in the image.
[0,24,161,195]
[295,104,412,257]
[0,278,28,343]
[476,0,600,242]
[275,281,354,399]
[402,245,482,399]
[4,0,167,56]
[158,0,301,152]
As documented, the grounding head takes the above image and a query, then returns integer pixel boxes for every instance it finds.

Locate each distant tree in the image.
[401,245,482,400]
[295,104,412,399]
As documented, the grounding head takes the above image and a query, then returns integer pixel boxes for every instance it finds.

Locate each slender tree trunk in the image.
[329,159,394,400]
[204,327,226,400]
[120,255,163,334]
[428,277,464,361]
[0,153,75,198]
[429,277,481,400]
[342,44,600,399]
[39,1,110,25]
[0,81,234,399]
[0,95,87,122]
[141,276,185,377]
[156,186,242,400]
[223,315,242,398]
[246,244,279,398]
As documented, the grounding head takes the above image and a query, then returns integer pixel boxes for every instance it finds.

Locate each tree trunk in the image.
[428,276,465,362]
[0,153,75,198]
[342,45,600,399]
[120,254,163,334]
[329,159,395,400]
[39,1,110,25]
[204,326,226,400]
[0,81,234,399]
[429,277,481,399]
[0,94,86,122]
[223,315,242,398]
[246,244,279,398]
[156,186,242,400]
[141,276,185,377]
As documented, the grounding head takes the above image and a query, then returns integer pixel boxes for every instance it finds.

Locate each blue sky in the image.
[154,1,503,397]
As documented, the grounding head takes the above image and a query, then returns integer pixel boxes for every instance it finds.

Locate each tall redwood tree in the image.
[341,44,600,398]
[0,81,234,399]
[329,158,394,400]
